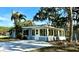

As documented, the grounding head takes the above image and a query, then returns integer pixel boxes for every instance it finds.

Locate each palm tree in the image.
[11,11,26,38]
[20,20,34,27]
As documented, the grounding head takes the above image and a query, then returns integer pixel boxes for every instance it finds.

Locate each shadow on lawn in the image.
[32,41,79,52]
[33,46,79,52]
[0,41,44,52]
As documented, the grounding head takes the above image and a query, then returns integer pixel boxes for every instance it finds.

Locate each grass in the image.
[0,36,10,39]
[32,46,65,52]
[0,35,16,42]
[32,41,79,52]
[0,38,16,42]
[32,45,79,52]
[0,37,79,52]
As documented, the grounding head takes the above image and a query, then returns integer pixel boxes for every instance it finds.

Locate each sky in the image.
[0,7,46,27]
[0,7,75,27]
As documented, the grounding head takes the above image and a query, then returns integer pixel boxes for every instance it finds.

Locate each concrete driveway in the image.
[0,40,52,52]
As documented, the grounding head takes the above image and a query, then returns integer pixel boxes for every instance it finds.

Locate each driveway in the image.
[0,40,52,52]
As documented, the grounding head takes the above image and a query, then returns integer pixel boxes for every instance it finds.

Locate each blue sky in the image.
[0,7,69,27]
[0,7,43,27]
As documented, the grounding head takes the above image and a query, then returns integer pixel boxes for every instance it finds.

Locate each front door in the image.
[35,29,39,40]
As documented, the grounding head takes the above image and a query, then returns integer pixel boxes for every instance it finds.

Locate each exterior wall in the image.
[30,36,48,41]
[23,28,66,41]
[28,29,32,40]
[28,36,66,41]
[48,36,55,41]
[21,26,67,41]
[28,35,66,41]
[10,29,66,41]
[58,36,66,40]
[10,30,16,38]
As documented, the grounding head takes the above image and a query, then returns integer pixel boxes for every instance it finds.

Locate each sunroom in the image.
[22,25,66,41]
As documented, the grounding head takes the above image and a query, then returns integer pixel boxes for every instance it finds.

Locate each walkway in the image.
[0,40,52,52]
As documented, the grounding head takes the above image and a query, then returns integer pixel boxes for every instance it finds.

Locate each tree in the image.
[73,7,79,25]
[69,7,73,42]
[20,20,34,27]
[72,7,79,42]
[33,7,75,42]
[11,11,26,38]
[33,7,68,28]
[62,7,73,42]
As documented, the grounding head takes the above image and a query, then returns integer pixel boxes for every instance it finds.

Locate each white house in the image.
[10,25,66,41]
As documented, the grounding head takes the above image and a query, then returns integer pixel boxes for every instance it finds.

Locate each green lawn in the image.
[0,38,15,42]
[0,35,15,41]
[0,35,10,38]
[32,45,79,52]
[32,41,79,52]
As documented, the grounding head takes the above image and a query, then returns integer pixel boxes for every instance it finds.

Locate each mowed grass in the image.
[32,46,79,52]
[0,36,79,52]
[0,38,15,42]
[0,35,15,42]
[32,41,79,52]
[0,36,9,38]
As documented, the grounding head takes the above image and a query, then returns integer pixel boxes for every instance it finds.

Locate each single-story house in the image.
[10,25,66,41]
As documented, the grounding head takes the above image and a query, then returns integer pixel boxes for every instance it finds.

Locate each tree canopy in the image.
[33,7,68,28]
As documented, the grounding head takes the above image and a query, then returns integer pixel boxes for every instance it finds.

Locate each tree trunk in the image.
[69,7,73,42]
[14,19,20,39]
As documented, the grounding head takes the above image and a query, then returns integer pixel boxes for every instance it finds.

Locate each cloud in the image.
[0,13,11,21]
[0,15,14,27]
[0,16,7,21]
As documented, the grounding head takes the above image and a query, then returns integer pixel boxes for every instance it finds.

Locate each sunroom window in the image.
[40,29,47,36]
[32,29,35,35]
[49,29,54,36]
